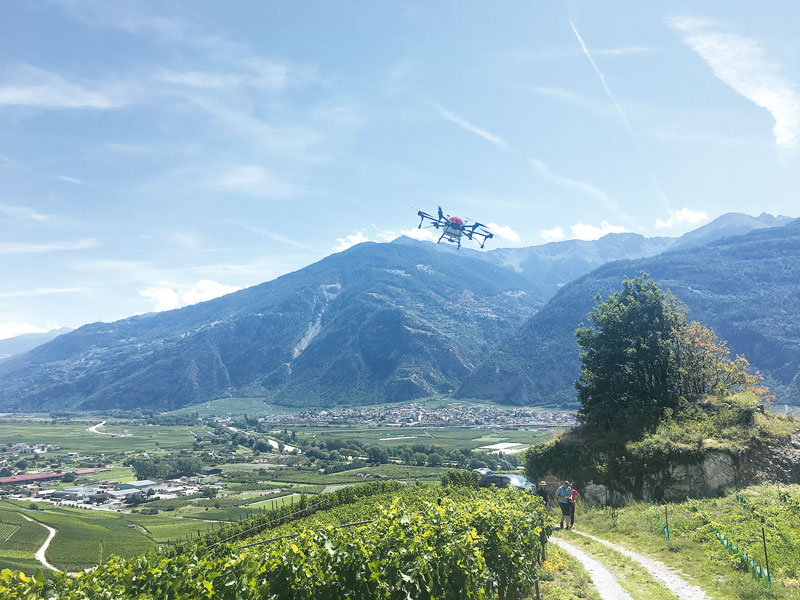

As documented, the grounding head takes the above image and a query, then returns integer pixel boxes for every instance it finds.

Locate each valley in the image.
[0,402,564,574]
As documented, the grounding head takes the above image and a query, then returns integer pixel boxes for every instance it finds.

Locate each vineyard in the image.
[0,484,550,599]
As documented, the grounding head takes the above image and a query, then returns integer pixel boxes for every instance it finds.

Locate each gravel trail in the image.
[20,513,61,572]
[570,529,709,600]
[87,420,110,435]
[550,536,633,600]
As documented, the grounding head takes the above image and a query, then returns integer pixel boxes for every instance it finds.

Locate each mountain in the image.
[0,328,73,361]
[669,212,793,250]
[0,228,688,413]
[0,212,792,413]
[458,218,800,407]
[0,241,545,412]
[479,233,674,300]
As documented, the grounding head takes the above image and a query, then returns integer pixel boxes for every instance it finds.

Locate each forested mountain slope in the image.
[459,218,800,406]
[0,241,544,411]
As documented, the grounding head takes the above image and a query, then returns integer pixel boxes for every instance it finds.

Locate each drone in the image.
[416,206,494,249]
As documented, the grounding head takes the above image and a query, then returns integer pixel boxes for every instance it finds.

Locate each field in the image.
[0,421,209,454]
[0,485,553,599]
[294,425,556,450]
[0,414,563,575]
[167,397,294,417]
[0,503,48,573]
[576,483,800,599]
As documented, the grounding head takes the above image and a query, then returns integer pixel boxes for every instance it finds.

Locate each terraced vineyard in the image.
[0,484,550,599]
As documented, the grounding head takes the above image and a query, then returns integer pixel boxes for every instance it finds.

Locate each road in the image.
[86,421,110,435]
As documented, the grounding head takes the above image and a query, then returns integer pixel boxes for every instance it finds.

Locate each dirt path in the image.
[550,536,633,600]
[87,420,110,435]
[570,530,709,600]
[19,513,61,572]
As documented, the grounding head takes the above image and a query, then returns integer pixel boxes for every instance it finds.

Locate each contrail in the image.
[570,20,669,210]
[570,20,642,153]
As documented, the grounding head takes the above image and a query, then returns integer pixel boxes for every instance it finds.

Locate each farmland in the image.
[1,408,561,573]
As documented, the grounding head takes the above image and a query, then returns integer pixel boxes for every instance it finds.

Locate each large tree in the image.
[575,274,761,435]
[524,274,770,497]
[575,275,685,434]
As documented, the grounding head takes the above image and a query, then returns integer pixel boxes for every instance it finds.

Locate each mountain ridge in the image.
[0,212,795,412]
[458,218,800,406]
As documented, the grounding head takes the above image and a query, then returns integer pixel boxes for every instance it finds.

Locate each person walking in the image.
[555,480,573,529]
[570,485,580,527]
[536,480,550,512]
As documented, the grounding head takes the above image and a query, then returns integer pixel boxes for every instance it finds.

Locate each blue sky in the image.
[1,1,799,338]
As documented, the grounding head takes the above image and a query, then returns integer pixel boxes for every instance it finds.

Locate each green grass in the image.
[0,421,208,454]
[81,467,137,483]
[294,425,557,450]
[167,397,294,417]
[537,545,603,600]
[3,501,154,572]
[0,504,48,573]
[332,464,450,479]
[554,529,675,600]
[577,484,800,599]
[125,514,220,544]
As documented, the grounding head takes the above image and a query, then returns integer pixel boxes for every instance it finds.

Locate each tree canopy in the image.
[526,274,769,497]
[575,274,761,435]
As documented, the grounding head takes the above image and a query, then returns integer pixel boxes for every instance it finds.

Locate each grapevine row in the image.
[0,487,550,600]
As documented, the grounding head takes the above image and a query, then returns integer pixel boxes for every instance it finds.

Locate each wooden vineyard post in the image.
[762,526,771,584]
[665,505,669,541]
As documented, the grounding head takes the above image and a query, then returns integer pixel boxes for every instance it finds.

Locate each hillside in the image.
[0,328,72,361]
[0,227,694,413]
[0,241,546,411]
[0,484,551,599]
[459,218,800,407]
[0,212,792,413]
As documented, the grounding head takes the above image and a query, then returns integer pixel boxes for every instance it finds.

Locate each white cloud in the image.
[593,46,654,56]
[433,103,507,148]
[0,321,48,340]
[571,221,627,240]
[669,17,800,151]
[515,46,654,60]
[0,64,123,109]
[486,222,520,242]
[140,279,241,311]
[525,86,597,108]
[171,233,200,250]
[530,159,609,202]
[0,287,95,299]
[56,175,84,184]
[539,226,566,242]
[404,228,438,242]
[331,227,442,252]
[156,61,288,91]
[0,204,51,222]
[234,222,310,250]
[0,238,98,254]
[655,207,709,229]
[332,232,370,252]
[102,142,153,154]
[211,165,303,198]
